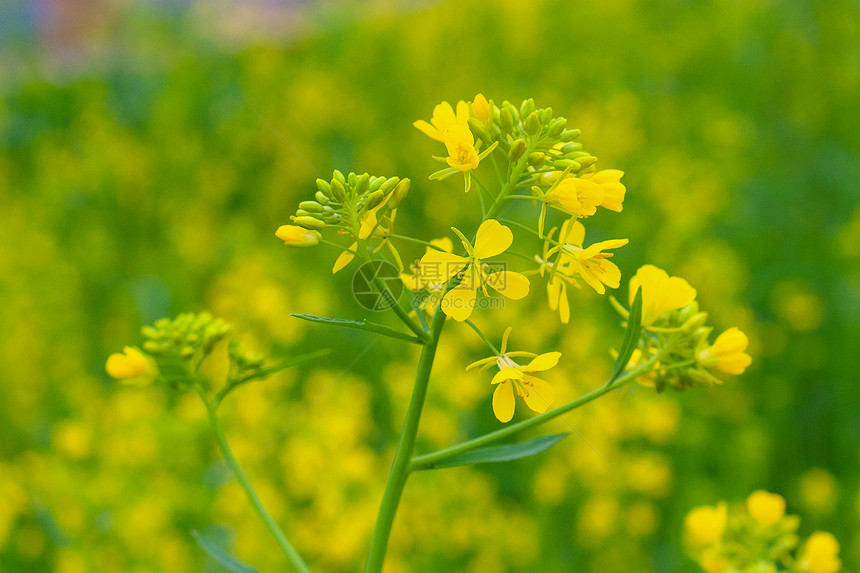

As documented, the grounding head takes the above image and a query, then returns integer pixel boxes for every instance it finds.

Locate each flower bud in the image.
[553,159,581,171]
[276,224,321,246]
[105,346,158,386]
[682,312,709,334]
[468,117,491,143]
[332,170,346,184]
[330,179,347,201]
[369,176,384,192]
[540,107,553,123]
[525,112,540,135]
[546,117,567,138]
[289,215,326,230]
[509,138,528,162]
[388,178,411,209]
[562,141,583,154]
[520,98,536,118]
[363,190,385,211]
[577,155,598,169]
[380,176,400,195]
[528,152,546,168]
[347,171,357,187]
[500,107,514,133]
[315,178,331,195]
[503,101,520,122]
[560,128,581,141]
[298,200,324,213]
[314,191,330,205]
[355,172,370,195]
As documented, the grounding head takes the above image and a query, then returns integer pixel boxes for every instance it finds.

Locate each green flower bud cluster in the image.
[139,312,232,387]
[472,98,594,177]
[228,339,265,374]
[291,170,410,237]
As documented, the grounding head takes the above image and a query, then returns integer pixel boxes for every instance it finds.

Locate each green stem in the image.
[364,308,447,573]
[410,357,660,471]
[356,245,431,344]
[201,394,311,573]
[464,319,500,355]
[485,152,530,220]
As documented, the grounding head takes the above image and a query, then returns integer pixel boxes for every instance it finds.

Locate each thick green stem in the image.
[364,308,447,572]
[202,397,312,573]
[410,357,660,471]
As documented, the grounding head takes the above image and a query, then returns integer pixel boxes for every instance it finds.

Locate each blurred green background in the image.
[1,0,859,571]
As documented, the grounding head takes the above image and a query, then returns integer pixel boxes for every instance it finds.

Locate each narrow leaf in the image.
[291,313,424,344]
[191,530,260,573]
[608,287,643,384]
[423,433,570,470]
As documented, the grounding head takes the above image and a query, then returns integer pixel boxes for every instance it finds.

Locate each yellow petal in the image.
[492,367,523,385]
[466,356,496,371]
[492,382,516,423]
[441,273,477,322]
[523,352,561,373]
[558,283,570,324]
[428,237,454,253]
[522,376,555,413]
[419,250,470,284]
[431,101,456,131]
[332,243,357,274]
[413,119,443,142]
[455,100,470,124]
[485,271,530,300]
[472,219,513,259]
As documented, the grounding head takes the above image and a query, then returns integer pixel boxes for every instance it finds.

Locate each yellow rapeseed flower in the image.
[444,125,480,172]
[413,100,470,142]
[684,502,727,547]
[275,224,321,247]
[470,93,491,125]
[746,490,786,526]
[629,264,697,326]
[552,219,628,295]
[467,327,559,423]
[699,327,753,375]
[419,220,529,322]
[799,532,842,573]
[105,346,158,386]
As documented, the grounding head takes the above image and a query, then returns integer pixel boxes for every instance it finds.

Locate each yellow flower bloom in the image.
[413,100,469,142]
[799,532,841,573]
[684,502,727,547]
[105,346,158,386]
[552,176,604,217]
[419,220,529,322]
[275,224,321,247]
[553,219,628,295]
[581,169,626,212]
[470,93,491,125]
[699,327,753,375]
[444,125,480,172]
[746,490,786,526]
[332,200,398,274]
[629,264,697,326]
[467,327,559,423]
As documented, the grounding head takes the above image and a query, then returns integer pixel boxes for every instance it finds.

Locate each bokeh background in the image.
[1,0,859,571]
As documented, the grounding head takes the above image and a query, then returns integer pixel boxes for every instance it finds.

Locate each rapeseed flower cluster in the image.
[685,491,842,573]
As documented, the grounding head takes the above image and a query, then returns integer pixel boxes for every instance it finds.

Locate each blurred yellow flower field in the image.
[1,0,858,572]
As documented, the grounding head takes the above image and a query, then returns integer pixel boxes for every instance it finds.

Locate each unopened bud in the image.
[388,178,411,209]
[509,138,527,162]
[503,101,520,123]
[528,152,546,168]
[290,215,326,230]
[347,172,357,187]
[314,191,330,205]
[380,176,400,195]
[560,128,581,141]
[525,112,540,135]
[562,141,583,154]
[299,200,324,213]
[553,159,581,171]
[682,312,709,334]
[315,178,331,195]
[540,107,553,123]
[330,179,347,201]
[577,156,598,169]
[369,176,384,192]
[546,117,567,138]
[468,117,491,143]
[520,98,536,119]
[332,170,346,184]
[364,190,385,211]
[355,173,370,195]
[500,107,514,133]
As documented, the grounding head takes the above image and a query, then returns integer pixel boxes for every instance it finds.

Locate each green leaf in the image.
[608,286,643,384]
[191,530,260,573]
[291,313,424,344]
[422,433,570,470]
